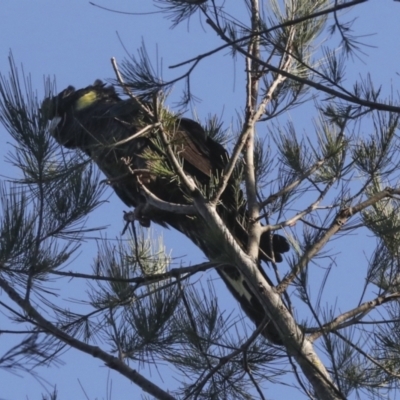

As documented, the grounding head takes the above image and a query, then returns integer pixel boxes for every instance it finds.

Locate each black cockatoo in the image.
[41,80,290,344]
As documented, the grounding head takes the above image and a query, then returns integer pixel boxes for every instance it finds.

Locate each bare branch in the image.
[278,187,399,293]
[138,180,197,214]
[309,292,400,341]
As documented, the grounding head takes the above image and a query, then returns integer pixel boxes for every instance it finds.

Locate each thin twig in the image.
[258,159,326,209]
[277,188,398,294]
[309,292,400,341]
[1,262,215,285]
[112,123,161,146]
[261,177,337,232]
[111,57,154,117]
[334,330,400,379]
[186,316,269,399]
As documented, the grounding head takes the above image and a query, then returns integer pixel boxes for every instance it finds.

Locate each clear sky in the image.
[1,1,400,399]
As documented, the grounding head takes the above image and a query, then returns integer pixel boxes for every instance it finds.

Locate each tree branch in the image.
[309,292,400,341]
[1,262,216,289]
[277,187,398,293]
[0,276,176,400]
[191,192,344,400]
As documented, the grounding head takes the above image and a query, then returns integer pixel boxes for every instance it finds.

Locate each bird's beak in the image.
[48,116,63,134]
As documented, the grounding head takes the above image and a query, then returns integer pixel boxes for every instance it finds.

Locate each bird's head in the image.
[41,80,122,148]
[41,80,119,120]
[40,85,76,120]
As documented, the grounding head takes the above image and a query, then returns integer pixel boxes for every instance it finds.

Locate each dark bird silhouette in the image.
[41,80,290,344]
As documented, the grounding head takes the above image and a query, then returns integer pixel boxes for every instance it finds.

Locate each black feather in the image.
[43,81,290,344]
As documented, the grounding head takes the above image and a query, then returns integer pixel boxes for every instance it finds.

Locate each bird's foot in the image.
[122,206,151,234]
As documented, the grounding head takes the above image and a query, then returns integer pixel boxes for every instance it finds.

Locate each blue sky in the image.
[1,1,400,399]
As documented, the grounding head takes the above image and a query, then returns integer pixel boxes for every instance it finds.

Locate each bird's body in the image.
[42,80,289,344]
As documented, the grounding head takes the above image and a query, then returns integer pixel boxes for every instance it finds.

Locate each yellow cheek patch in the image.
[75,91,98,110]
